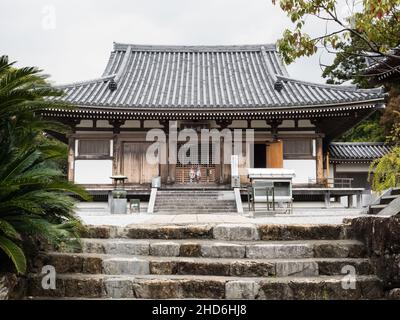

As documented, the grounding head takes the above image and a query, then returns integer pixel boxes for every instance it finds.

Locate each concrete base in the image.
[110,199,127,214]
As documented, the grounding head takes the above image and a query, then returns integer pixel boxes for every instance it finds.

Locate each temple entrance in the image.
[254,144,267,168]
[175,142,218,184]
[175,164,217,183]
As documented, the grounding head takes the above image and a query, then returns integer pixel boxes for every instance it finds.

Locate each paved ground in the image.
[76,202,367,226]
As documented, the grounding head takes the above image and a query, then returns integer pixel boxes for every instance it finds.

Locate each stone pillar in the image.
[356,192,363,209]
[324,190,331,208]
[348,195,354,208]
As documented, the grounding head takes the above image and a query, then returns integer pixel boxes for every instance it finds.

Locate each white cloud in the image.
[0,0,335,84]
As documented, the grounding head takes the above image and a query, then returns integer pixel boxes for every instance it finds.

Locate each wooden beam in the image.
[216,119,233,129]
[267,120,282,141]
[109,119,125,134]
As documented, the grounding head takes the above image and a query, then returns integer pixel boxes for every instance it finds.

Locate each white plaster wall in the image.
[144,120,163,128]
[229,120,247,128]
[298,120,314,127]
[121,120,140,128]
[76,120,93,127]
[74,160,112,184]
[283,159,316,184]
[281,120,295,127]
[335,163,370,172]
[252,120,269,128]
[96,120,113,128]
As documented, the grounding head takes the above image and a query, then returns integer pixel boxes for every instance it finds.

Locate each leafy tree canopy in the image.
[272,0,400,142]
[272,0,400,66]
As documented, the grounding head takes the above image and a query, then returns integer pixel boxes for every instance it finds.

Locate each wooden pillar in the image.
[112,134,120,176]
[316,137,324,184]
[220,137,226,183]
[67,136,75,182]
[214,139,221,183]
[168,122,177,184]
[266,140,283,168]
[160,133,169,184]
[326,151,330,178]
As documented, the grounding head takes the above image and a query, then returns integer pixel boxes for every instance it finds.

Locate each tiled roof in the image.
[365,46,400,82]
[329,142,393,162]
[54,43,384,109]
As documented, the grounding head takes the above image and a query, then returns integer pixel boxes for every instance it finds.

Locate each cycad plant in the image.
[0,55,89,274]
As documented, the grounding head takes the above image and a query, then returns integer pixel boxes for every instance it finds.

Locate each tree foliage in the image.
[272,0,400,66]
[369,146,400,191]
[368,112,400,191]
[0,55,89,274]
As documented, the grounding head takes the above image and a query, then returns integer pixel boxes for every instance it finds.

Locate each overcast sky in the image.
[0,0,339,85]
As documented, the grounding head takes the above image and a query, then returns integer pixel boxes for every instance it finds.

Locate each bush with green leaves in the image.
[369,146,400,192]
[0,55,89,274]
[369,114,400,192]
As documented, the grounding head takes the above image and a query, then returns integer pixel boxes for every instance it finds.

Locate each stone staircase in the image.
[153,190,237,213]
[369,188,400,215]
[26,223,384,299]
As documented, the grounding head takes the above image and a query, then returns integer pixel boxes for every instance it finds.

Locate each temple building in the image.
[43,43,385,197]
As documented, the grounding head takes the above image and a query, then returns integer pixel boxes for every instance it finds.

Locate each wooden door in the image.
[123,142,159,184]
[267,140,283,168]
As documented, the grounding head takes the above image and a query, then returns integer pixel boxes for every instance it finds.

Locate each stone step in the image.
[154,201,236,204]
[154,205,236,208]
[154,190,237,214]
[74,238,365,259]
[153,205,237,209]
[82,224,350,241]
[155,198,235,201]
[26,273,383,299]
[155,206,236,214]
[153,210,237,213]
[157,191,233,194]
[156,196,233,199]
[42,252,374,277]
[157,191,232,199]
[369,204,387,214]
[391,188,400,195]
[380,195,400,204]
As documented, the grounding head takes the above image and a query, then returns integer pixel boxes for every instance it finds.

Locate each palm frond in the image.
[0,219,21,240]
[0,235,26,274]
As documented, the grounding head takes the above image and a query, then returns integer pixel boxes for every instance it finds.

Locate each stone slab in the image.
[213,224,259,241]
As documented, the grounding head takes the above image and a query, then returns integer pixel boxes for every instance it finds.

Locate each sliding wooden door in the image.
[122,142,159,184]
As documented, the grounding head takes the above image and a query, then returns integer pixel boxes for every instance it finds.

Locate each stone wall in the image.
[0,273,25,300]
[350,215,400,297]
